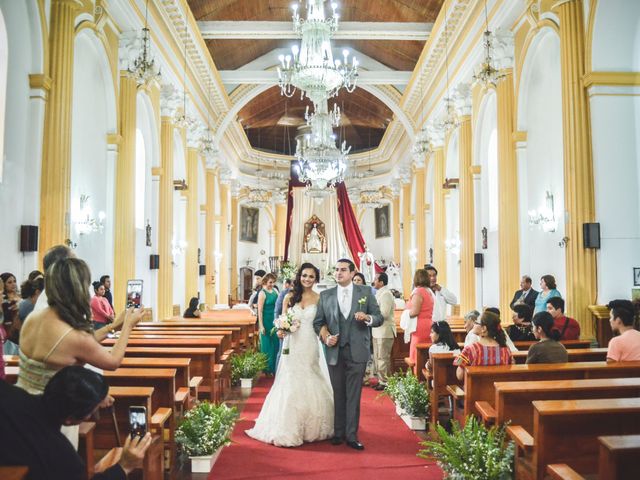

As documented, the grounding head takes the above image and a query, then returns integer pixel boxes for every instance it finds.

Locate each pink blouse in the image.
[90,296,114,324]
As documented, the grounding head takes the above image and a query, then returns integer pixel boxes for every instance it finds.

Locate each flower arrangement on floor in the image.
[230,350,268,384]
[382,370,430,418]
[419,416,515,480]
[176,401,239,458]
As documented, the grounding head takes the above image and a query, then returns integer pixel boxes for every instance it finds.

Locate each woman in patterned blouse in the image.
[454,311,513,380]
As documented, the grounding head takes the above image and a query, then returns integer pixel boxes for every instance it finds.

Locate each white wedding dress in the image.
[245,303,334,447]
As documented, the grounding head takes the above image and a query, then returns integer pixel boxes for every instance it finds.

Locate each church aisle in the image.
[210,377,443,479]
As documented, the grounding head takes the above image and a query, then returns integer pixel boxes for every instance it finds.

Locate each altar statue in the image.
[386,261,403,292]
[256,249,270,273]
[304,223,325,253]
[358,245,376,284]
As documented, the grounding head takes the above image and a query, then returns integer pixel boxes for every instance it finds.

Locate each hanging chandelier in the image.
[439,2,459,133]
[412,127,431,160]
[296,99,350,190]
[128,0,161,85]
[473,0,503,87]
[246,164,271,209]
[278,0,358,106]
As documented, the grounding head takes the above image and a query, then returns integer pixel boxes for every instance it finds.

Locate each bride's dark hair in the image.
[288,262,320,309]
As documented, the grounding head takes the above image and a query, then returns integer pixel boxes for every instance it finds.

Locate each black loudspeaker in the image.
[20,225,39,252]
[583,222,601,249]
[199,265,206,276]
[149,254,160,270]
[474,253,484,268]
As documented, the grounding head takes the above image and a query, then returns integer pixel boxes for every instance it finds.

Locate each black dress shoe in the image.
[346,440,364,450]
[330,436,344,445]
[374,383,386,391]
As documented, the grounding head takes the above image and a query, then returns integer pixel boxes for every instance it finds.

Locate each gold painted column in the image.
[230,194,239,300]
[274,203,287,259]
[401,182,412,297]
[393,191,401,262]
[554,0,596,338]
[431,130,447,284]
[185,137,200,302]
[218,184,230,304]
[496,70,520,320]
[38,0,83,258]
[158,114,175,320]
[204,168,217,305]
[413,163,426,267]
[456,84,476,313]
[113,72,137,313]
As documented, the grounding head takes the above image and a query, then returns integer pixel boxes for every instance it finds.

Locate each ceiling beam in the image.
[198,21,432,41]
[218,70,412,85]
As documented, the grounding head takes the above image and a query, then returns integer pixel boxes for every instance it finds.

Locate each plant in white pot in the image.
[176,401,238,473]
[378,371,407,415]
[395,371,430,430]
[231,350,268,389]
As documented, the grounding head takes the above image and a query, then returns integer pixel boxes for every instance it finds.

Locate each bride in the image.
[245,263,334,447]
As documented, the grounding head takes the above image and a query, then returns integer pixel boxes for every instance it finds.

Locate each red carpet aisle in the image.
[210,378,443,480]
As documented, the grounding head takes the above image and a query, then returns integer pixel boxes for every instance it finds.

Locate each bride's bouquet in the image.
[271,311,301,355]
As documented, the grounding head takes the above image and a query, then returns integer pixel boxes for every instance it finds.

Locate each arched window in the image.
[135,129,146,229]
[487,129,498,231]
[0,9,8,182]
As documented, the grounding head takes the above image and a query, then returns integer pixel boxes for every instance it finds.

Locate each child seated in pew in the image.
[454,311,513,381]
[183,297,201,318]
[526,311,568,364]
[426,322,460,368]
[607,299,640,362]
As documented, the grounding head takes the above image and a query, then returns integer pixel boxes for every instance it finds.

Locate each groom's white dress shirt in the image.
[337,283,353,318]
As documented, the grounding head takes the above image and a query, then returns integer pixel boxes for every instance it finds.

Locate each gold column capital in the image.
[106,133,122,145]
[29,74,52,91]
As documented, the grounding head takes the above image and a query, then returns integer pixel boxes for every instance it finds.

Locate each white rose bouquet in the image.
[271,311,301,355]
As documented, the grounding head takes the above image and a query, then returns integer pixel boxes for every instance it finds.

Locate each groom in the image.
[314,258,383,450]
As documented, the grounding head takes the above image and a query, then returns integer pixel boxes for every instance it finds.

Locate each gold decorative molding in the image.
[513,130,527,143]
[470,165,482,175]
[106,133,121,145]
[151,167,164,176]
[588,304,610,320]
[583,71,640,88]
[29,74,52,91]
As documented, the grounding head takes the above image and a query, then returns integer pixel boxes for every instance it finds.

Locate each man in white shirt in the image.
[372,273,396,391]
[425,265,457,323]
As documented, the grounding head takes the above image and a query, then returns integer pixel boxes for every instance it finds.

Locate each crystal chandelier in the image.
[128,0,161,86]
[473,0,503,87]
[246,163,271,209]
[439,3,459,132]
[296,99,350,190]
[412,127,431,160]
[74,195,105,236]
[175,39,194,130]
[278,0,358,106]
[359,189,383,209]
[200,82,218,158]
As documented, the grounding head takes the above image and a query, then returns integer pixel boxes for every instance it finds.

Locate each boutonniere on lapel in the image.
[357,296,367,312]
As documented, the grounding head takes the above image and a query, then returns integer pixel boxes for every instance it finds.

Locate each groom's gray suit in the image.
[313,283,383,443]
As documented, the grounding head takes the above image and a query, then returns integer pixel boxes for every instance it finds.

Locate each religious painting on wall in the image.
[375,204,390,238]
[240,206,259,243]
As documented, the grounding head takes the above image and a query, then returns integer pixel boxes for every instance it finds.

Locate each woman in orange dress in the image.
[407,269,434,365]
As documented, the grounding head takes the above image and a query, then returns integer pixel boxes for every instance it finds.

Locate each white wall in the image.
[445,131,460,298]
[591,0,640,72]
[0,0,43,281]
[69,30,116,281]
[236,203,272,276]
[517,30,566,295]
[359,205,394,265]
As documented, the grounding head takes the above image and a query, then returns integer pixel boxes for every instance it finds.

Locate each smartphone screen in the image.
[126,279,143,308]
[129,406,147,438]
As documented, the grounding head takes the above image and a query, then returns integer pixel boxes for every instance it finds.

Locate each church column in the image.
[157,86,178,320]
[401,179,412,297]
[392,186,401,263]
[113,66,137,313]
[38,0,83,258]
[218,183,230,304]
[230,191,239,300]
[430,125,447,284]
[274,202,287,259]
[496,68,520,321]
[204,168,217,305]
[185,126,200,302]
[554,0,596,338]
[455,84,476,313]
[413,161,426,267]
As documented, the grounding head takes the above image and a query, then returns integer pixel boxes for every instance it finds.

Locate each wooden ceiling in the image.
[187,0,445,154]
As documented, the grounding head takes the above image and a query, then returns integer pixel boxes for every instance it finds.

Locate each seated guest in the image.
[510,275,539,310]
[454,311,513,380]
[90,281,115,329]
[607,299,640,362]
[19,274,45,322]
[426,322,460,373]
[484,307,518,352]
[534,274,562,314]
[526,311,568,364]
[1,272,21,355]
[183,297,201,318]
[0,366,152,479]
[507,304,536,341]
[463,310,482,346]
[546,297,580,340]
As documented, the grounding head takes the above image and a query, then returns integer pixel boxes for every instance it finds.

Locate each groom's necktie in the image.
[340,289,349,318]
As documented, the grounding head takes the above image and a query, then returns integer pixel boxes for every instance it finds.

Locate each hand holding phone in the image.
[129,406,147,439]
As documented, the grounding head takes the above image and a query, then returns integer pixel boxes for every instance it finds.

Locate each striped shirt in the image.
[454,342,513,367]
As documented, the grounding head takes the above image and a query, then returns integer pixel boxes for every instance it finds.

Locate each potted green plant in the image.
[419,416,515,479]
[395,371,430,430]
[231,350,268,389]
[379,371,406,415]
[176,401,239,473]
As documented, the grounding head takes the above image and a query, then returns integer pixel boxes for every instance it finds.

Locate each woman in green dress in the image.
[257,273,279,375]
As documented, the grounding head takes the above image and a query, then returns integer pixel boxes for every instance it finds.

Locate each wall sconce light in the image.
[558,236,569,248]
[443,178,460,189]
[173,179,188,190]
[171,239,187,257]
[528,190,556,232]
[74,194,105,236]
[445,236,461,256]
